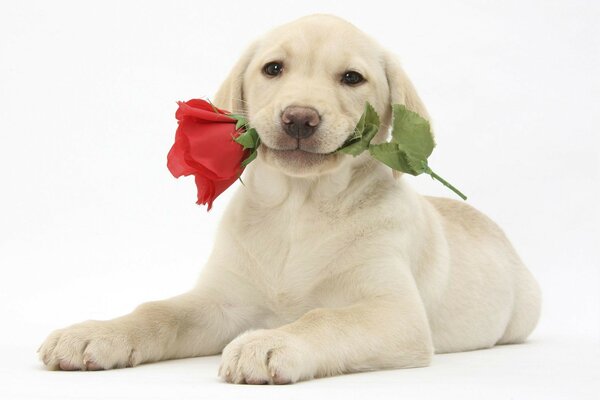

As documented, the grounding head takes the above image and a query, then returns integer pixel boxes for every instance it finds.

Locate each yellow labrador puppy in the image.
[39,15,541,384]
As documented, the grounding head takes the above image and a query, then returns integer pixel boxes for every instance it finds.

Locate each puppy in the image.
[39,14,541,384]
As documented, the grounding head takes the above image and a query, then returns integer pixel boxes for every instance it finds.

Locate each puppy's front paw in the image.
[219,329,316,384]
[38,320,141,371]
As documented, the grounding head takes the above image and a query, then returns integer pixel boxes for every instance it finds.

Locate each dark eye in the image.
[341,71,365,86]
[263,62,283,77]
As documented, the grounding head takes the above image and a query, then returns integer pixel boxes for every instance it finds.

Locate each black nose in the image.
[281,106,320,139]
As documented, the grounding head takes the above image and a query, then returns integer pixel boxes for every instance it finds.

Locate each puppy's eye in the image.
[263,62,283,77]
[341,71,365,86]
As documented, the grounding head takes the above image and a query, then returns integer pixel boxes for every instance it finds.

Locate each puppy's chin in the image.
[259,145,343,177]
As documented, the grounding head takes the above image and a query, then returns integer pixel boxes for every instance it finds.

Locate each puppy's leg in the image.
[39,290,253,371]
[219,289,433,384]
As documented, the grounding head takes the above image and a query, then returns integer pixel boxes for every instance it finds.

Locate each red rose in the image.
[167,99,248,210]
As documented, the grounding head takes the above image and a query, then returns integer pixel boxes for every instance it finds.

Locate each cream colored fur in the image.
[38,15,541,384]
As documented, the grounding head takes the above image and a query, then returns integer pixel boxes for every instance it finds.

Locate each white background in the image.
[1,0,598,399]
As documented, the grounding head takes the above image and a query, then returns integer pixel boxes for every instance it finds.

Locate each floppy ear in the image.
[213,42,258,114]
[384,52,430,121]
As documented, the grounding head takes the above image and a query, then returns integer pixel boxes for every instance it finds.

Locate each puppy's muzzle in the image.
[281,106,321,139]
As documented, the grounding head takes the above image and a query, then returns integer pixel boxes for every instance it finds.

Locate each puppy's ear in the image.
[213,42,258,114]
[384,52,431,179]
[384,52,430,121]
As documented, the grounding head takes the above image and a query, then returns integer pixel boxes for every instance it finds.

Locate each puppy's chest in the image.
[236,205,346,313]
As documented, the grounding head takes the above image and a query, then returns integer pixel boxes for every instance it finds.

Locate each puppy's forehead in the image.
[256,15,381,65]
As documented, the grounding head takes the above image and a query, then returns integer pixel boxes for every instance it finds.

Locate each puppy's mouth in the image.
[262,144,330,163]
[259,141,344,175]
[264,138,333,155]
[257,131,346,176]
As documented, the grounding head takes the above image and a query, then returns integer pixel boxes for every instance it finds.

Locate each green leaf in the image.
[234,127,259,150]
[337,102,380,156]
[368,142,418,175]
[237,130,261,167]
[226,114,247,129]
[391,104,435,163]
[230,115,261,169]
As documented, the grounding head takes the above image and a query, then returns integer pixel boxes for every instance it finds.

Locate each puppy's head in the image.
[214,14,429,177]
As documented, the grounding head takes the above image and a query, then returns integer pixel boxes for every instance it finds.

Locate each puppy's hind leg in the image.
[39,290,252,371]
[497,266,542,345]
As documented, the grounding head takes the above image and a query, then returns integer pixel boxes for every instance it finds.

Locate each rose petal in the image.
[177,119,246,179]
[183,99,229,115]
[168,99,248,210]
[176,101,235,123]
[167,133,195,177]
[194,174,215,209]
[194,174,240,211]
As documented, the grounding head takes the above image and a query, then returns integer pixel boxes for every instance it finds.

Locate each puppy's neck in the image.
[243,156,364,207]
